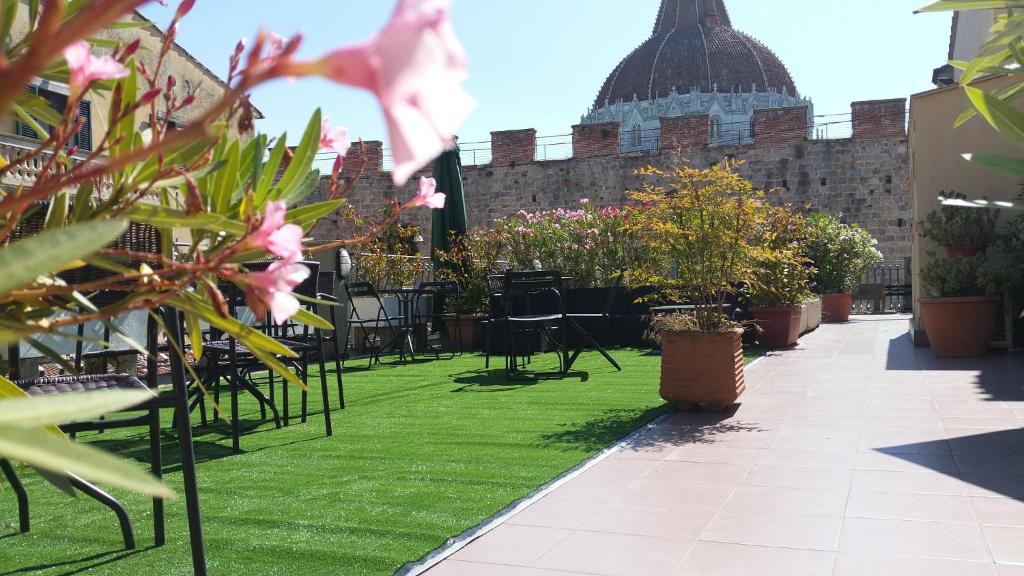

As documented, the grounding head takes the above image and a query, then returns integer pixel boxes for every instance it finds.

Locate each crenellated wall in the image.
[308,99,912,261]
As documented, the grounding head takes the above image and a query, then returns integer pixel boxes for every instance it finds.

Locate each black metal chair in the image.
[484,274,506,369]
[565,269,624,372]
[315,270,345,410]
[4,306,208,574]
[413,281,462,359]
[342,281,404,366]
[503,270,568,378]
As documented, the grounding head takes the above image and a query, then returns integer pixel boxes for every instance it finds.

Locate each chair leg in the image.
[317,345,333,437]
[267,369,275,417]
[230,370,241,452]
[300,353,309,424]
[148,408,165,547]
[68,475,135,551]
[281,365,290,427]
[1,459,29,533]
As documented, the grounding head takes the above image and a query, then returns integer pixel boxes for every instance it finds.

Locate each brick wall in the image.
[751,106,809,146]
[312,135,912,262]
[572,122,619,159]
[491,129,536,167]
[661,114,710,152]
[852,98,907,140]
[341,140,384,178]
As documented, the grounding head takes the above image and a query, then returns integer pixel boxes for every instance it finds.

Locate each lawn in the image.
[1,350,674,576]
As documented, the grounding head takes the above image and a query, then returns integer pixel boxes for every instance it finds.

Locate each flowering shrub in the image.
[492,201,648,288]
[805,213,883,295]
[434,228,506,315]
[352,200,425,290]
[0,0,470,495]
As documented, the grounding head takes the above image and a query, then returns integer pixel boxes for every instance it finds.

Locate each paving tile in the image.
[832,554,998,576]
[742,465,853,491]
[579,502,718,539]
[854,451,959,474]
[425,560,582,576]
[506,493,602,530]
[839,517,992,561]
[997,564,1024,576]
[757,449,857,470]
[971,497,1024,527]
[450,525,569,566]
[846,491,975,523]
[671,541,835,576]
[614,478,736,510]
[859,427,951,455]
[962,474,1024,500]
[532,531,690,576]
[700,511,843,551]
[941,416,1024,429]
[639,460,751,487]
[850,469,967,495]
[720,485,848,517]
[983,525,1024,564]
[665,445,764,465]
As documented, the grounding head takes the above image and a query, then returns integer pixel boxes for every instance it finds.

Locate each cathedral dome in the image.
[594,0,798,107]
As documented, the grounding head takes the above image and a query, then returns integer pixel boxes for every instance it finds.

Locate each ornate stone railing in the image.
[0,131,96,190]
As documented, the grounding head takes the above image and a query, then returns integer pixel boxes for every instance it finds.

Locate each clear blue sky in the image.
[140,0,953,149]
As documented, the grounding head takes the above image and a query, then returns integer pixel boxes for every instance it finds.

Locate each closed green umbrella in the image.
[430,145,469,270]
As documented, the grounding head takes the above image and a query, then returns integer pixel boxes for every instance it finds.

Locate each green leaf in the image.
[0,219,127,297]
[0,424,174,498]
[963,153,1024,177]
[168,294,299,359]
[270,110,321,203]
[1,0,18,51]
[11,103,50,140]
[70,181,95,222]
[126,204,226,230]
[918,0,1024,12]
[0,390,154,428]
[185,312,204,361]
[286,200,345,229]
[965,84,1024,151]
[16,92,63,127]
[44,190,69,230]
[255,136,287,203]
[291,308,333,331]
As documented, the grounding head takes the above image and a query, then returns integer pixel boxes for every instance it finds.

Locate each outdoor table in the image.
[380,287,435,358]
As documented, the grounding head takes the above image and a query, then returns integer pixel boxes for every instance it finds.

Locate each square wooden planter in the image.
[660,329,746,408]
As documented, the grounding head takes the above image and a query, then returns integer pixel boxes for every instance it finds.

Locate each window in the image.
[17,85,92,152]
[183,79,194,96]
[631,124,642,147]
[709,116,722,142]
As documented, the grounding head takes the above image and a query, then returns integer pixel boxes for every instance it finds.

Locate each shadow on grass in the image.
[450,369,591,392]
[538,405,674,452]
[0,546,152,576]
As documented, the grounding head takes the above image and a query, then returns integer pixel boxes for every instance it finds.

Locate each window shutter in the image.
[76,100,92,152]
[16,85,41,140]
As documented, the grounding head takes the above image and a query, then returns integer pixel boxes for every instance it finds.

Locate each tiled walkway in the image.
[424,316,1024,576]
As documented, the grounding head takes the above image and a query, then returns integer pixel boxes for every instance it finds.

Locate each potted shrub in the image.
[626,161,761,409]
[919,255,999,357]
[806,213,884,322]
[749,248,814,348]
[434,228,506,351]
[918,192,1000,258]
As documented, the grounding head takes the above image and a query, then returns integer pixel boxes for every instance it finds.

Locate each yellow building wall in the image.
[909,75,1021,339]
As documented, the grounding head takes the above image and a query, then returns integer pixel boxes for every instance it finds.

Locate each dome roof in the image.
[594,0,798,108]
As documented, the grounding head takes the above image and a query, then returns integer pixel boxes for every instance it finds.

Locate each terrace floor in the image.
[425,316,1024,576]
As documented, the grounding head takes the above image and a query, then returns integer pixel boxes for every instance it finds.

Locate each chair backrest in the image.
[504,270,564,317]
[317,270,337,298]
[344,281,386,322]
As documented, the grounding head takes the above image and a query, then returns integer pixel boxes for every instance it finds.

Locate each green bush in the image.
[920,255,998,298]
[918,192,1000,249]
[805,213,883,294]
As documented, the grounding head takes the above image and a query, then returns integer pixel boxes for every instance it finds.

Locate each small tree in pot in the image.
[434,228,506,350]
[918,192,1000,258]
[806,213,884,322]
[748,205,814,347]
[920,255,1001,357]
[626,161,760,409]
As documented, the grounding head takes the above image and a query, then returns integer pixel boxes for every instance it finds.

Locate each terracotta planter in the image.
[445,314,485,352]
[822,293,853,323]
[801,298,823,333]
[660,329,746,408]
[945,245,980,258]
[752,307,803,348]
[920,297,996,358]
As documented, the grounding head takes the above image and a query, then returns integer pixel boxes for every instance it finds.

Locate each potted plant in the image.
[626,161,761,409]
[806,213,884,322]
[919,255,999,357]
[749,248,814,348]
[434,228,506,351]
[918,192,1000,258]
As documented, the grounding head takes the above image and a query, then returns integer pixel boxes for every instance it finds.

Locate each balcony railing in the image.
[0,131,94,190]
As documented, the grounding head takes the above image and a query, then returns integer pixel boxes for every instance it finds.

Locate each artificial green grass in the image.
[1,350,673,576]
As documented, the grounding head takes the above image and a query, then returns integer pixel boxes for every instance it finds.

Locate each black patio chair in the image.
[342,281,404,366]
[413,280,462,359]
[504,270,568,378]
[4,305,208,574]
[484,274,506,369]
[565,269,624,372]
[315,270,345,409]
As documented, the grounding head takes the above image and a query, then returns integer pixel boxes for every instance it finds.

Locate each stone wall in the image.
[853,99,907,140]
[309,99,912,262]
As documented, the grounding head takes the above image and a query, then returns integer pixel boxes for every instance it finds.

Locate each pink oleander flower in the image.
[64,41,129,93]
[313,0,475,187]
[408,176,446,209]
[244,261,310,325]
[247,201,304,263]
[320,119,350,155]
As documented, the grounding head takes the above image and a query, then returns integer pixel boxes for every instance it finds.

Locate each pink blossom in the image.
[64,41,129,92]
[313,0,475,186]
[320,119,350,155]
[407,176,446,209]
[247,201,305,263]
[244,261,310,325]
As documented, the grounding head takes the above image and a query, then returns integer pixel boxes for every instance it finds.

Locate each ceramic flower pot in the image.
[920,297,996,358]
[821,293,853,323]
[752,307,803,348]
[660,329,746,409]
[945,245,980,258]
[445,314,485,352]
